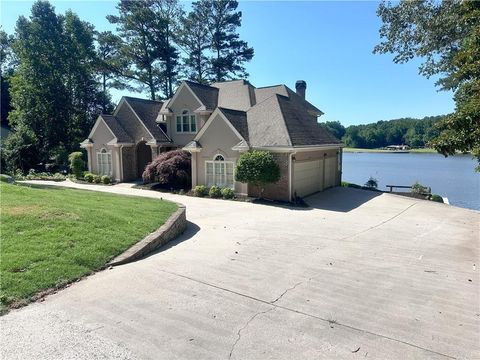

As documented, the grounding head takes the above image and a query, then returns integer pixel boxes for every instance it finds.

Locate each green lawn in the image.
[0,183,177,311]
[343,147,438,153]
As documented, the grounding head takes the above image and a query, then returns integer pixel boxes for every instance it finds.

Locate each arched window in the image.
[96,148,112,176]
[206,154,234,189]
[176,109,196,133]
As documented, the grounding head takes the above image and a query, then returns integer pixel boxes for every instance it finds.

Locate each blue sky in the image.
[1,0,455,126]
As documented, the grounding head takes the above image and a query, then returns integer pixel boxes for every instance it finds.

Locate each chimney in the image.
[295,80,306,100]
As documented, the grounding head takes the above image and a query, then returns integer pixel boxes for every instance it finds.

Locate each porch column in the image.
[115,146,122,182]
[149,145,159,159]
[86,147,93,172]
[191,152,197,187]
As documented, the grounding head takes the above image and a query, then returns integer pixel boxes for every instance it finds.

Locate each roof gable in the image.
[194,108,246,143]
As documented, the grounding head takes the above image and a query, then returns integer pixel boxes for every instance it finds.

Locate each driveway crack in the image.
[228,307,275,359]
[270,281,303,304]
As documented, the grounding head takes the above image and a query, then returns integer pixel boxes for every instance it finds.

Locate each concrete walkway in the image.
[1,180,479,359]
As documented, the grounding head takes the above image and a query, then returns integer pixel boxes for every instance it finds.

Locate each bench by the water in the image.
[386,184,431,195]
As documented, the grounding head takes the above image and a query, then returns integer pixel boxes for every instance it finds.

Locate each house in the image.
[81,79,343,201]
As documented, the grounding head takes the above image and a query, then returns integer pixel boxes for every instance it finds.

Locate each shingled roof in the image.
[100,114,133,143]
[184,81,219,110]
[123,97,170,142]
[218,107,249,142]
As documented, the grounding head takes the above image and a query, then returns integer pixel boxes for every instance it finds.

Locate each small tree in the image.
[142,150,191,189]
[235,150,280,198]
[364,176,378,189]
[68,152,85,179]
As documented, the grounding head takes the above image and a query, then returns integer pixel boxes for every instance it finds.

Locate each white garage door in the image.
[324,156,337,189]
[294,160,323,197]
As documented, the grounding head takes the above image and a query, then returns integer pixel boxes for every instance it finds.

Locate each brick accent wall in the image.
[122,146,136,181]
[248,152,290,202]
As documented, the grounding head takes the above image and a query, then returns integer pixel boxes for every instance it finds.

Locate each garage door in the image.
[294,160,323,197]
[324,156,337,189]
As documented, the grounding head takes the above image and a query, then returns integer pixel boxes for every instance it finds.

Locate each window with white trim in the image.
[97,148,112,176]
[206,154,234,189]
[176,110,196,133]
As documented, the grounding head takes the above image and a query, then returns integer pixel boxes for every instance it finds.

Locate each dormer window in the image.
[176,110,196,133]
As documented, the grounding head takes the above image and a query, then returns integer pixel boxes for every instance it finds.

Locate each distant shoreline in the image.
[343,147,438,154]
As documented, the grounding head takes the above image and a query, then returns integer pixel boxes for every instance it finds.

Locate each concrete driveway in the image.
[1,181,479,359]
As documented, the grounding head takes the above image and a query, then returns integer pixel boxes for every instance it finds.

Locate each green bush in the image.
[0,174,14,183]
[101,175,111,184]
[209,186,222,198]
[221,188,235,199]
[364,176,378,189]
[430,194,444,203]
[93,175,102,184]
[84,173,94,183]
[235,150,281,198]
[411,181,430,194]
[193,185,208,197]
[68,152,85,179]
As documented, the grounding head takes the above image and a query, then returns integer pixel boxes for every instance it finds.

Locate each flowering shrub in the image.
[142,150,191,189]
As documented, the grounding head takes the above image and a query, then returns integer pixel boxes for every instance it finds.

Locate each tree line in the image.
[321,115,445,149]
[0,0,253,173]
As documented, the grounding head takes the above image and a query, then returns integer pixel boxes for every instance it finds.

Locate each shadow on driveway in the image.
[143,221,201,260]
[305,187,383,212]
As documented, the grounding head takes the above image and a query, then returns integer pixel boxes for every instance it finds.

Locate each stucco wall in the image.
[90,119,115,175]
[167,86,203,146]
[196,114,247,194]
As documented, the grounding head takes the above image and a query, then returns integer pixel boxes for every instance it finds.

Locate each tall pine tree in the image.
[195,0,253,82]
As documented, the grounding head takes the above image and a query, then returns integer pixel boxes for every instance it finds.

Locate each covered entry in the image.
[293,159,324,197]
[136,141,152,178]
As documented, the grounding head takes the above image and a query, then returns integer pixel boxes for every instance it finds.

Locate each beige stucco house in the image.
[81,79,343,201]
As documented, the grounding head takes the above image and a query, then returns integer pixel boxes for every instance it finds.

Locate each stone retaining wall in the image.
[108,205,187,266]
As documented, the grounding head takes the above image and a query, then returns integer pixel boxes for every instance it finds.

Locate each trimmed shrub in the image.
[142,150,191,189]
[364,176,378,189]
[0,174,14,183]
[430,194,444,203]
[101,175,111,184]
[209,186,222,198]
[93,175,102,184]
[221,187,235,199]
[235,150,280,197]
[84,173,94,183]
[68,152,85,179]
[193,185,208,197]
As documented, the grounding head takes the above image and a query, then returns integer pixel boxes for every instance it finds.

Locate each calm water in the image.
[342,152,480,211]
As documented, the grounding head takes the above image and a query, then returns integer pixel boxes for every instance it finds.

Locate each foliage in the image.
[194,0,254,81]
[68,152,85,179]
[84,172,94,183]
[208,185,222,198]
[221,187,235,199]
[320,121,346,140]
[235,151,280,197]
[342,116,443,149]
[364,177,378,189]
[430,194,444,203]
[374,0,480,169]
[6,2,102,173]
[101,175,111,184]
[0,182,177,309]
[93,174,102,183]
[193,185,208,197]
[142,150,191,189]
[411,181,430,195]
[0,174,14,183]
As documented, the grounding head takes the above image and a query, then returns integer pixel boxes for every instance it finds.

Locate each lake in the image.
[342,152,480,211]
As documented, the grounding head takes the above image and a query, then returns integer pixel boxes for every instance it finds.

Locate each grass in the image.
[343,147,438,153]
[0,183,177,311]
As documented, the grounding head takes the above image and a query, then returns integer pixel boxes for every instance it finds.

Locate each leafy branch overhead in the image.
[374,0,480,169]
